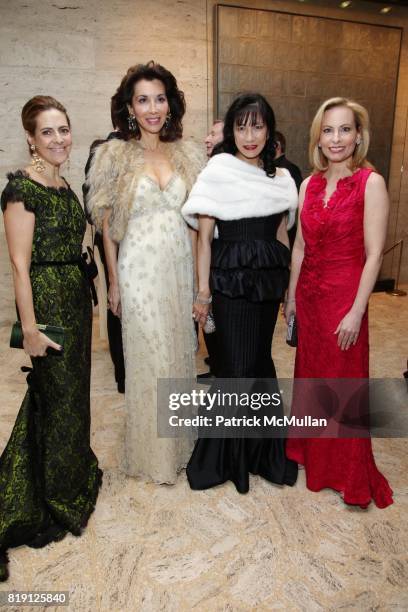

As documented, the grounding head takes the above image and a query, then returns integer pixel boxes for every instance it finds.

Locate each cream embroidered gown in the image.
[118,174,195,483]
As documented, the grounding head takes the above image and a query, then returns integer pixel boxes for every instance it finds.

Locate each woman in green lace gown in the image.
[0,96,101,582]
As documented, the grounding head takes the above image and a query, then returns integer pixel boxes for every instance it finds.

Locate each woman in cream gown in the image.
[87,62,205,483]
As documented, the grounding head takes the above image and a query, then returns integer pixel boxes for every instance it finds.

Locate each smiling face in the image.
[319,105,360,166]
[26,109,72,168]
[233,112,268,165]
[128,78,169,136]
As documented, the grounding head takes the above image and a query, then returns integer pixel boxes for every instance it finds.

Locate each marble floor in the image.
[0,264,407,610]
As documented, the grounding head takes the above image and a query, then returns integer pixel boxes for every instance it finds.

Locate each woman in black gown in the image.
[182,94,298,493]
[0,96,101,582]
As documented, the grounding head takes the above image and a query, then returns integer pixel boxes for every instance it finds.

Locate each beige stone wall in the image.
[0,0,407,281]
[0,0,209,204]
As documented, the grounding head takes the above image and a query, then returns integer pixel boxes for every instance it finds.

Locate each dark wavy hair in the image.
[213,93,277,177]
[111,61,185,141]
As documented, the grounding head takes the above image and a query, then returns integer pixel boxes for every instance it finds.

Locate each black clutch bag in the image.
[10,322,65,356]
[286,314,298,347]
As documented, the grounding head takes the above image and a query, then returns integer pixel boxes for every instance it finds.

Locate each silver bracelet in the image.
[195,293,212,305]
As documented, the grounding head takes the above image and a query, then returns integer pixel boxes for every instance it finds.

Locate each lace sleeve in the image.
[1,172,35,213]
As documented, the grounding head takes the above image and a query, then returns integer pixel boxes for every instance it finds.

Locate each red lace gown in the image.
[286,168,393,508]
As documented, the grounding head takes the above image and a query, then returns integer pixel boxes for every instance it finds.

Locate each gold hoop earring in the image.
[30,144,45,173]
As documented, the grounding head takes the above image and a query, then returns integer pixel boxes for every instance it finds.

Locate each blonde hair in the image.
[309,97,373,172]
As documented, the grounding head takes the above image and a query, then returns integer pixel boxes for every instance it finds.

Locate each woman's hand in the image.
[283,297,296,323]
[334,309,363,351]
[23,328,62,357]
[108,282,121,318]
[193,302,209,328]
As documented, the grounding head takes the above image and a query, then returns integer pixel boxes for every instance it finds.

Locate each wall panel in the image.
[216,4,402,179]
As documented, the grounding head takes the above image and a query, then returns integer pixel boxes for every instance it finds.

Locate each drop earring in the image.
[127,112,137,133]
[164,112,172,129]
[30,144,45,173]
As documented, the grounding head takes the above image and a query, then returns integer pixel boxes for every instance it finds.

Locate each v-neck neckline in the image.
[320,169,362,208]
[142,173,178,193]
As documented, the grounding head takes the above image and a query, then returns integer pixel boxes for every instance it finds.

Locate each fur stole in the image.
[85,138,207,242]
[182,153,298,232]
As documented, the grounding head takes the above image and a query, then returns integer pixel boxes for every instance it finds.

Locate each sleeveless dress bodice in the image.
[296,168,370,378]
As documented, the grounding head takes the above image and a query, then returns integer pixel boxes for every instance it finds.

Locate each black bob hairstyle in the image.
[213,93,277,177]
[111,61,185,142]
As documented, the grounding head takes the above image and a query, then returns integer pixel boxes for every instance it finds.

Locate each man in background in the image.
[274,131,303,191]
[83,128,125,393]
[197,119,224,380]
[274,130,303,249]
[204,119,224,157]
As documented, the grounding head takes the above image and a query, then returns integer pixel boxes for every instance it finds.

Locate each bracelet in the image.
[195,293,212,305]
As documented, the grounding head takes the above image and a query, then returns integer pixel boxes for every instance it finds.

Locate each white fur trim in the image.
[182,153,298,235]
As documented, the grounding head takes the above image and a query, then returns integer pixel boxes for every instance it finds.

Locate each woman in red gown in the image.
[285,97,393,508]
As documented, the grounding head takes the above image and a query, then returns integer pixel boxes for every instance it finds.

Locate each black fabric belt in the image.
[31,258,98,306]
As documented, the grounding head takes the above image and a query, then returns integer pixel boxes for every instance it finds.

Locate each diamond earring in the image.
[127,113,137,132]
[164,112,172,129]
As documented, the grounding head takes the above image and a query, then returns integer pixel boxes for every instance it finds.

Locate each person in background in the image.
[274,130,303,249]
[83,83,129,394]
[197,119,225,380]
[274,131,303,191]
[284,97,393,508]
[204,119,224,157]
[0,96,101,582]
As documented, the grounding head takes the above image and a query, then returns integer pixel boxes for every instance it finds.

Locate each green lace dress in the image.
[0,171,102,582]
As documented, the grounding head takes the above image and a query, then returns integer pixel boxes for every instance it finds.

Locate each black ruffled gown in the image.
[186,214,298,493]
[0,172,102,582]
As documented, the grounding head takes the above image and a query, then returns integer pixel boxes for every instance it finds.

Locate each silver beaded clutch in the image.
[203,312,216,334]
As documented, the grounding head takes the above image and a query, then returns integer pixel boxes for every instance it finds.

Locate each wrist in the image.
[351,306,365,318]
[195,292,212,305]
[22,324,39,337]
